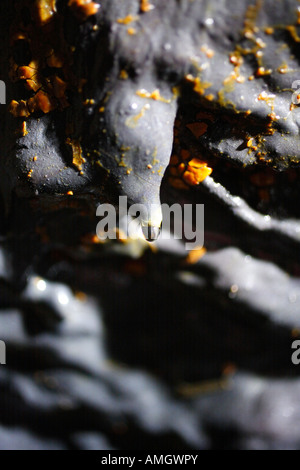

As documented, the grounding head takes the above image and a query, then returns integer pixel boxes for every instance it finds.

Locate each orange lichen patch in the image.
[83,98,95,106]
[185,246,207,264]
[28,90,56,113]
[33,0,57,26]
[81,233,103,245]
[168,150,212,190]
[246,136,258,153]
[117,15,138,25]
[67,190,74,195]
[223,70,246,86]
[127,27,137,35]
[185,74,212,96]
[66,138,86,171]
[125,104,150,128]
[10,30,28,43]
[201,45,215,58]
[51,76,67,99]
[235,75,246,84]
[264,26,274,35]
[286,25,300,42]
[246,137,254,148]
[290,102,297,111]
[9,100,30,118]
[183,159,212,185]
[229,52,243,66]
[297,6,300,24]
[257,91,275,109]
[10,0,75,117]
[256,93,278,136]
[21,121,28,137]
[277,62,293,74]
[277,65,288,74]
[47,51,65,68]
[120,70,129,80]
[11,61,41,92]
[188,158,210,169]
[254,37,266,49]
[255,50,264,60]
[17,64,37,81]
[136,88,171,103]
[140,0,154,12]
[221,51,247,88]
[68,0,100,21]
[222,1,267,89]
[15,121,29,137]
[75,291,87,301]
[186,122,208,139]
[255,66,272,77]
[268,111,278,121]
[172,86,181,100]
[243,0,262,35]
[25,79,40,93]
